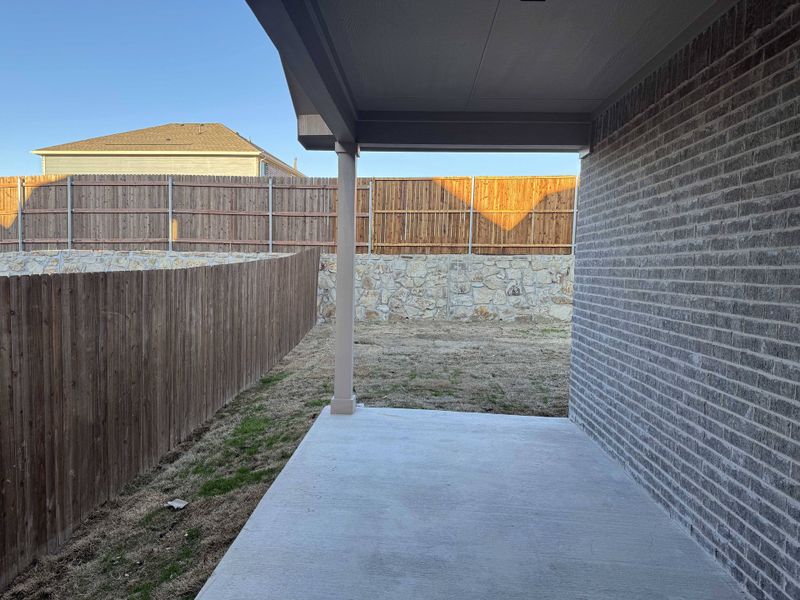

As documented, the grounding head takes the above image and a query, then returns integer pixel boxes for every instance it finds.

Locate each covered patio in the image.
[201,1,799,599]
[198,407,743,599]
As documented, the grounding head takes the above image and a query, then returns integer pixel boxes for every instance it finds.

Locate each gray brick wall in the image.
[569,2,800,599]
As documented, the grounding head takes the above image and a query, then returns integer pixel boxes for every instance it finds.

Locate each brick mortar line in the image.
[575,281,800,319]
[576,168,798,235]
[580,265,800,288]
[572,320,800,467]
[575,244,800,262]
[569,350,799,568]
[595,6,800,151]
[568,390,790,599]
[567,403,762,594]
[569,360,798,587]
[594,69,799,179]
[589,68,800,180]
[585,167,798,225]
[577,198,798,243]
[574,300,800,413]
[577,287,800,371]
[568,392,768,581]
[575,284,800,332]
[574,224,800,258]
[578,152,800,231]
[576,249,800,264]
[576,279,800,307]
[572,315,800,464]
[577,318,798,482]
[592,70,800,188]
[568,377,795,575]
[576,268,800,280]
[577,194,800,240]
[571,316,800,469]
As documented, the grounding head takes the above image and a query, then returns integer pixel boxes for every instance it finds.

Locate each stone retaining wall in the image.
[0,250,284,275]
[318,254,573,322]
[0,251,575,324]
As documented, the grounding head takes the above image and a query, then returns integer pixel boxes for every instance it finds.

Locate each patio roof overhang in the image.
[247,0,741,416]
[248,0,737,153]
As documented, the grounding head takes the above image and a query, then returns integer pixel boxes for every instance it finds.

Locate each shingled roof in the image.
[35,123,264,154]
[33,123,302,175]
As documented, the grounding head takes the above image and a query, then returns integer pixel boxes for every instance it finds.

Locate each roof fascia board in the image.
[247,0,356,143]
[298,111,591,151]
[359,111,591,125]
[357,122,589,151]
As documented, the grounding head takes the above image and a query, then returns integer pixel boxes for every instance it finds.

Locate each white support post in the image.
[17,177,23,252]
[571,178,579,255]
[367,179,373,256]
[66,176,73,250]
[268,177,273,253]
[331,142,358,415]
[467,176,475,255]
[167,176,174,251]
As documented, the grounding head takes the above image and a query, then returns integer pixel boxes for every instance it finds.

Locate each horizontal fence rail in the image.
[0,175,577,255]
[0,248,320,590]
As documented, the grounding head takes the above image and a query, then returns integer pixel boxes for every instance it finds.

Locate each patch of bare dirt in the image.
[1,321,570,600]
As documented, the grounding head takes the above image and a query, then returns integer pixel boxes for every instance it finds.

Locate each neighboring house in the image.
[31,123,302,177]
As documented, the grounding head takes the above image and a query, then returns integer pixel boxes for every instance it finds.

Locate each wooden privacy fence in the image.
[0,248,320,590]
[0,174,577,255]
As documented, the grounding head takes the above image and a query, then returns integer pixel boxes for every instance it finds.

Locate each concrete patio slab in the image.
[198,407,744,600]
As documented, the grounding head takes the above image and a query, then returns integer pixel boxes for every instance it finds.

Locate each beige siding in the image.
[42,154,260,176]
[263,160,299,178]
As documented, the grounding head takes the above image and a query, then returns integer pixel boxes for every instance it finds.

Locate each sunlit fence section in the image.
[0,175,577,255]
[0,248,320,589]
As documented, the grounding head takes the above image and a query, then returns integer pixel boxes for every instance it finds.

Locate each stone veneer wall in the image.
[570,2,800,600]
[317,254,573,322]
[0,250,284,275]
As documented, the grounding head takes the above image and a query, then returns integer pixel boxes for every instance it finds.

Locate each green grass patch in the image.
[264,432,290,448]
[130,582,153,600]
[227,415,272,455]
[429,386,455,397]
[198,467,275,498]
[538,326,568,335]
[184,527,201,546]
[159,560,182,583]
[139,507,168,529]
[260,371,291,389]
[304,397,329,408]
[129,527,203,598]
[190,463,215,477]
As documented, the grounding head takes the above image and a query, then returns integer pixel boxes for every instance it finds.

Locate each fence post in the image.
[367,179,373,256]
[66,176,73,250]
[17,177,24,252]
[571,178,579,255]
[167,176,174,251]
[467,176,475,255]
[268,177,273,253]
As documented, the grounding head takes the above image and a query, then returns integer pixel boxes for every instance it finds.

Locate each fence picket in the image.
[0,175,576,254]
[0,248,320,590]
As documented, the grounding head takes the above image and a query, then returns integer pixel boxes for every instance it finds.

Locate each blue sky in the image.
[0,1,580,178]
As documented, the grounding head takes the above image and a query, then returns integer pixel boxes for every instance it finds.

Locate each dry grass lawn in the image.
[1,320,570,600]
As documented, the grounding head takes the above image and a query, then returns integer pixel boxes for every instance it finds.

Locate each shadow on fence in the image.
[0,175,577,255]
